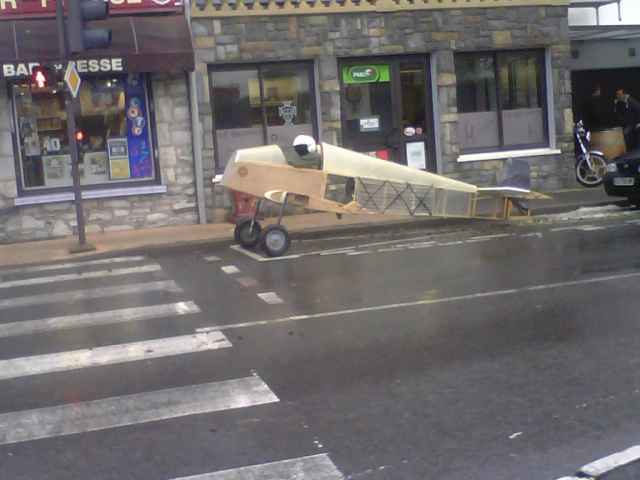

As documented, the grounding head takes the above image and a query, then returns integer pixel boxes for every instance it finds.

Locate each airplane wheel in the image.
[260,225,290,257]
[235,219,262,248]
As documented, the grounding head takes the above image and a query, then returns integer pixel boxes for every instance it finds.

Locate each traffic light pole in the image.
[56,0,93,253]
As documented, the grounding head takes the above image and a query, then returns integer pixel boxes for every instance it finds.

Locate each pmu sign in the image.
[0,0,182,19]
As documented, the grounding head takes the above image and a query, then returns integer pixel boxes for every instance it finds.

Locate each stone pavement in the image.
[0,187,615,268]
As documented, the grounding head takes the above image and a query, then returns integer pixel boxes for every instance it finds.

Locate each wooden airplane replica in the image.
[218,135,548,257]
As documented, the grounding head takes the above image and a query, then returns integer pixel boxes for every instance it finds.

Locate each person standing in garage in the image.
[615,87,640,151]
[584,85,611,131]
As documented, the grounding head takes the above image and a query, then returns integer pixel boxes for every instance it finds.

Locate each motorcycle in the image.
[575,120,608,187]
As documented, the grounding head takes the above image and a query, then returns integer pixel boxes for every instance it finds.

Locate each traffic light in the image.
[75,130,85,142]
[30,66,53,91]
[67,0,112,53]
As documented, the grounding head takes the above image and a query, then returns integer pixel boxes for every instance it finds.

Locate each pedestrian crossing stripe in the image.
[0,256,146,278]
[170,454,344,480]
[0,280,182,310]
[0,264,162,289]
[0,376,278,445]
[0,301,200,338]
[0,331,231,381]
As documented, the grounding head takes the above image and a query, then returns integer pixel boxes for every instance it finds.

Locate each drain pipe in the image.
[185,0,207,224]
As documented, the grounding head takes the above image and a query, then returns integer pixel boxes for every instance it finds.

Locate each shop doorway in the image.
[572,67,640,128]
[339,56,436,171]
[209,62,318,171]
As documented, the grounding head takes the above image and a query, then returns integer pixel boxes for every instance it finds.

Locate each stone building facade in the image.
[0,8,197,243]
[0,74,197,243]
[191,0,575,219]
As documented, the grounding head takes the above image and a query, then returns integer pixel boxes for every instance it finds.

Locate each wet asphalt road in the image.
[2,213,640,479]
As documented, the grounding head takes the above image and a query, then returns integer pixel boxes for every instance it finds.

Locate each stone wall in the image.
[192,5,576,198]
[0,73,198,243]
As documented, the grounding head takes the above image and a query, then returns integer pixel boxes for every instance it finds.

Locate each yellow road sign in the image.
[64,62,81,98]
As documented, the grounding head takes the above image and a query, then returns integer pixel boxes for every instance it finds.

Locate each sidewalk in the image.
[0,187,615,268]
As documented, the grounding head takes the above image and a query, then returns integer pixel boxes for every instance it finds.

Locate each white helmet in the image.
[293,135,318,156]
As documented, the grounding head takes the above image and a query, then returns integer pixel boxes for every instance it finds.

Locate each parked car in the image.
[603,149,640,204]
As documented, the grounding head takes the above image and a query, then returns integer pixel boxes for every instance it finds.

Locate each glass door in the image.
[340,57,435,171]
[210,63,317,171]
[397,60,432,171]
[340,63,395,161]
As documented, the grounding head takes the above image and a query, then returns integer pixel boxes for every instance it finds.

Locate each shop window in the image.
[13,74,156,191]
[455,50,546,153]
[210,63,317,171]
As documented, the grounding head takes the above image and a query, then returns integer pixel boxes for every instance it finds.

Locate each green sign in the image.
[343,65,391,84]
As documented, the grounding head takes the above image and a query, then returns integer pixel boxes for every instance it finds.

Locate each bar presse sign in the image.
[1,57,125,79]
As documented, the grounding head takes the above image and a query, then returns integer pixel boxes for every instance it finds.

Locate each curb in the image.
[93,216,493,259]
[0,196,620,268]
[529,199,622,216]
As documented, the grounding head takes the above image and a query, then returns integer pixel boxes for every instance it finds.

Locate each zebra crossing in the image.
[0,255,343,479]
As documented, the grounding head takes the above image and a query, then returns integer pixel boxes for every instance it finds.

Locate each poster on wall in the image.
[359,116,380,133]
[83,151,109,184]
[19,117,40,157]
[43,154,72,187]
[124,74,152,178]
[107,137,131,180]
[406,142,427,170]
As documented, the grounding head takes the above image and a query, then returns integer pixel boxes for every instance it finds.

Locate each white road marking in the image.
[204,256,221,262]
[0,280,182,311]
[508,432,523,439]
[377,247,403,253]
[229,245,270,261]
[235,277,258,288]
[319,249,355,256]
[0,256,145,277]
[437,241,464,246]
[0,331,231,381]
[232,236,437,263]
[464,238,492,243]
[550,226,583,232]
[549,225,608,233]
[357,235,434,249]
[170,454,344,480]
[347,251,372,256]
[0,302,200,339]
[0,265,162,290]
[221,265,240,274]
[579,445,640,477]
[469,234,512,240]
[520,232,543,239]
[197,270,640,332]
[0,376,278,445]
[257,292,284,305]
[406,242,437,250]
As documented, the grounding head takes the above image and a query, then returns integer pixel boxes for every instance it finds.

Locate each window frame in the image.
[208,61,319,173]
[455,49,549,154]
[9,74,161,197]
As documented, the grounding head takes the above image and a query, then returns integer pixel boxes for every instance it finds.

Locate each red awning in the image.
[0,14,194,74]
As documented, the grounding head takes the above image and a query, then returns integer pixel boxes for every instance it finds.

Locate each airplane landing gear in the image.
[261,224,290,257]
[235,218,262,248]
[235,196,292,257]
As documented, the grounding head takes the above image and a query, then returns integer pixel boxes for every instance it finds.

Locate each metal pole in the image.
[185,0,207,225]
[56,0,92,251]
[65,93,88,247]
